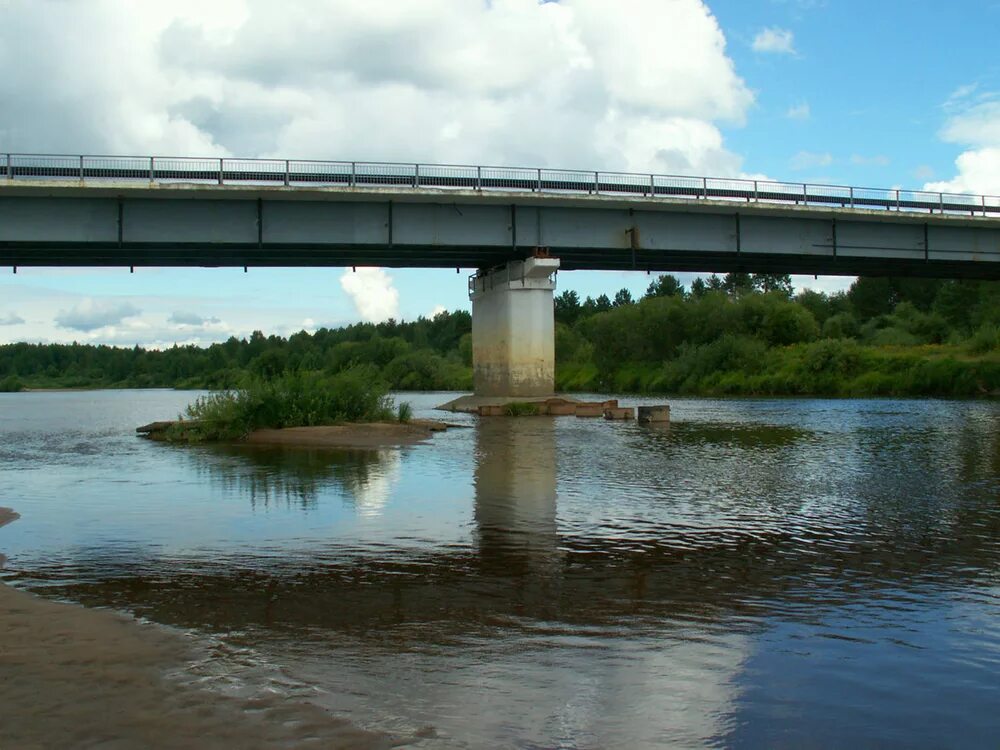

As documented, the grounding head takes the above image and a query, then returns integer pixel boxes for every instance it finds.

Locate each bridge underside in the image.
[1,188,999,279]
[2,243,997,279]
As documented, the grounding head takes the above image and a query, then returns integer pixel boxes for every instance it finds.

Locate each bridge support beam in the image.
[470,257,559,397]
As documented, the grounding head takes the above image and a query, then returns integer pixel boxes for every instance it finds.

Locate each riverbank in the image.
[0,508,392,749]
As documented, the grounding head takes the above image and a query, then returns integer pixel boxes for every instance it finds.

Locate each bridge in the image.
[3,153,999,396]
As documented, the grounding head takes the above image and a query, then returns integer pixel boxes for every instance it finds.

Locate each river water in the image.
[1,390,998,748]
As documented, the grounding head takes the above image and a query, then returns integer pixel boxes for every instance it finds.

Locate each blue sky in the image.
[1,0,998,347]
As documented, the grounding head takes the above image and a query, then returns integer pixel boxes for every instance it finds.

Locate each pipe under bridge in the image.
[3,153,1000,397]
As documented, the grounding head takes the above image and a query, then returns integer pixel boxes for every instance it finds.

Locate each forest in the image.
[1,274,998,397]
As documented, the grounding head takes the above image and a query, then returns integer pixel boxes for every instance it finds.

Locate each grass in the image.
[166,367,397,443]
[504,401,542,416]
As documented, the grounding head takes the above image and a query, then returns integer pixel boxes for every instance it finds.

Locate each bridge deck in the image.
[2,155,999,278]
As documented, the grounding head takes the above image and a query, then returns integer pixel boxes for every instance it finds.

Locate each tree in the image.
[690,277,708,298]
[613,288,634,307]
[594,294,613,313]
[722,273,754,298]
[555,289,582,325]
[645,274,685,299]
[753,273,793,298]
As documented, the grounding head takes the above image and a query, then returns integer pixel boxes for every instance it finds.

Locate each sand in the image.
[244,420,448,449]
[0,508,393,749]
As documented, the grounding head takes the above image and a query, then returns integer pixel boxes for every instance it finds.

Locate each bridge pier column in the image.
[470,257,560,397]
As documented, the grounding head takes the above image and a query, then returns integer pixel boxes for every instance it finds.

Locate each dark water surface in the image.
[1,390,998,748]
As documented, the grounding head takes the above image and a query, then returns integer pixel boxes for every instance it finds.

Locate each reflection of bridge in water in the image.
[35,411,1000,631]
[14,409,1000,747]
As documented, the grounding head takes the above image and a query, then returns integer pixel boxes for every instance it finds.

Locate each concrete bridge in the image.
[3,153,999,396]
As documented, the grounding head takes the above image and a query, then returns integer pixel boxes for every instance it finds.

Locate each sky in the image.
[2,0,1000,347]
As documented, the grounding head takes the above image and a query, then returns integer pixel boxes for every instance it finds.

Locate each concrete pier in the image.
[470,257,560,397]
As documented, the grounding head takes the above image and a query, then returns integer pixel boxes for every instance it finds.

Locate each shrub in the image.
[397,401,413,423]
[967,324,1000,355]
[0,375,24,392]
[169,366,395,443]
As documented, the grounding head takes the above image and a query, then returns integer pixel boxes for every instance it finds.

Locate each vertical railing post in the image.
[939,192,943,214]
[149,156,154,182]
[284,159,290,186]
[753,180,758,202]
[649,173,654,197]
[414,163,420,188]
[5,153,10,180]
[594,171,599,194]
[803,183,808,206]
[536,167,542,192]
[476,165,482,191]
[896,189,900,211]
[218,158,224,185]
[983,194,988,217]
[350,161,356,187]
[79,155,84,181]
[849,186,854,208]
[702,176,708,199]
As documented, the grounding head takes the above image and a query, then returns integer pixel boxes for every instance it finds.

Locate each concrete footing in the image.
[637,405,671,424]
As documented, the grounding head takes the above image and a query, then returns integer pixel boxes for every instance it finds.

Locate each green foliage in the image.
[397,401,413,423]
[967,324,1000,355]
[0,375,24,392]
[504,401,541,416]
[170,367,395,443]
[645,274,685,299]
[2,276,999,400]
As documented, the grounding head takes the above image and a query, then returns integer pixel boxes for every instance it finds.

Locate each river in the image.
[1,390,998,748]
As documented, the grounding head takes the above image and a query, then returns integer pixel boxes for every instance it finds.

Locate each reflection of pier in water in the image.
[32,411,1000,634]
[474,417,562,575]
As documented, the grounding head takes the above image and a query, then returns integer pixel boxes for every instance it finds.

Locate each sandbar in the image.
[245,419,448,449]
[0,507,392,749]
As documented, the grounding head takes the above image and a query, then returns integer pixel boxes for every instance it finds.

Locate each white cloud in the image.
[790,150,832,170]
[849,154,889,167]
[786,102,810,121]
[0,313,24,326]
[339,268,400,323]
[168,310,221,326]
[427,305,447,319]
[0,0,754,176]
[926,98,1000,194]
[752,27,795,55]
[54,299,142,332]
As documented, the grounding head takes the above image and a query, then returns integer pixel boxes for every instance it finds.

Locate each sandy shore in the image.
[0,508,392,749]
[245,419,447,449]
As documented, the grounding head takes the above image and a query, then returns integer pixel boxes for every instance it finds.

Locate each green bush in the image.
[0,375,24,392]
[169,366,395,443]
[967,324,1000,355]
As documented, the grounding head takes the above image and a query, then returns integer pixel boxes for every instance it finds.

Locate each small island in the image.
[137,367,454,449]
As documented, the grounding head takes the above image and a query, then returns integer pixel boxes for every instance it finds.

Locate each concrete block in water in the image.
[603,407,635,420]
[637,405,670,424]
[545,399,577,416]
[575,403,604,417]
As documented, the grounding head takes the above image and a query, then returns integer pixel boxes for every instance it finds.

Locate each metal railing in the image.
[2,152,998,217]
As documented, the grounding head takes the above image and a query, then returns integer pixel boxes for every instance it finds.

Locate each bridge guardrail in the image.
[2,152,998,218]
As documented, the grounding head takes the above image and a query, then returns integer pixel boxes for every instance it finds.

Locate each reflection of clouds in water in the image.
[350,450,400,518]
[183,444,400,514]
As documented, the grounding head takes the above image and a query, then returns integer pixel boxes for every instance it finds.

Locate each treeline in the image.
[554,274,1000,396]
[1,274,999,397]
[0,311,473,391]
